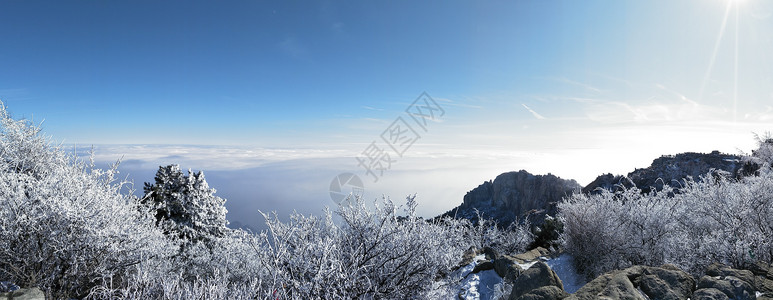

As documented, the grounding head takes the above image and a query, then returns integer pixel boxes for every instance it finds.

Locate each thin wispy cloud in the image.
[434,97,483,109]
[521,104,546,120]
[553,77,605,94]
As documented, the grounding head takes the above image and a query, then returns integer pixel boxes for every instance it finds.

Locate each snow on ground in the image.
[458,269,504,300]
[545,253,586,293]
[516,260,538,270]
[433,252,586,299]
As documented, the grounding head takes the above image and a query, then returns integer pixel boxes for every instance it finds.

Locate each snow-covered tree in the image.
[0,103,174,298]
[142,165,229,244]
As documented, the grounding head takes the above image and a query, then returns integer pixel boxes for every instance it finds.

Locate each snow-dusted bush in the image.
[0,103,536,298]
[560,161,773,279]
[457,209,534,256]
[0,104,174,298]
[94,195,533,299]
[258,195,469,299]
[560,184,678,278]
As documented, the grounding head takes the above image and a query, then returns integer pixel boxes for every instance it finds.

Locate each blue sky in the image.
[2,1,773,225]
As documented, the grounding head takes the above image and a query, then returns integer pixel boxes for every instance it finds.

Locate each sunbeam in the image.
[734,0,739,123]
[699,0,733,102]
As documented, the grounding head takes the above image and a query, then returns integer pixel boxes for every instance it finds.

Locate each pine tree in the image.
[142,164,229,244]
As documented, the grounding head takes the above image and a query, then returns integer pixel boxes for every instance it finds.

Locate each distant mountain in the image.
[440,150,744,228]
[584,150,742,194]
[439,170,581,227]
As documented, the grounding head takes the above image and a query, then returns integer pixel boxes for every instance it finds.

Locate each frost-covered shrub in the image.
[88,228,270,300]
[560,167,773,279]
[456,209,534,256]
[560,185,678,278]
[0,104,174,298]
[0,102,536,299]
[258,195,470,299]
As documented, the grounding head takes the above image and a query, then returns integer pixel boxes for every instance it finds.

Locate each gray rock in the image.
[567,265,694,300]
[494,255,523,282]
[697,276,754,300]
[509,261,564,300]
[514,286,569,300]
[706,263,757,285]
[472,261,495,274]
[622,151,741,194]
[0,287,45,300]
[757,276,773,294]
[514,247,550,263]
[704,262,773,294]
[638,265,695,300]
[456,247,480,270]
[482,246,498,261]
[693,288,731,300]
[442,170,581,227]
[749,261,773,279]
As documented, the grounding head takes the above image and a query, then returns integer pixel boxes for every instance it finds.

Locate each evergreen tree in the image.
[142,164,229,244]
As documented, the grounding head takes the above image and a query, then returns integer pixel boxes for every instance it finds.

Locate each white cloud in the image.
[521,104,546,120]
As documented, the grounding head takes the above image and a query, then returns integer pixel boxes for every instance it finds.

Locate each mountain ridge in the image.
[440,150,744,227]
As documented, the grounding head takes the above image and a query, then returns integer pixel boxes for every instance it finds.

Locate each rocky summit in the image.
[584,150,742,194]
[440,170,581,227]
[442,151,744,229]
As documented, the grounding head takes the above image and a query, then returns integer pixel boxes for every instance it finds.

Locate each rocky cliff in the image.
[441,170,581,227]
[584,150,742,194]
[442,151,744,228]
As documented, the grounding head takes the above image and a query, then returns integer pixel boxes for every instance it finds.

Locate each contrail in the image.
[522,104,546,120]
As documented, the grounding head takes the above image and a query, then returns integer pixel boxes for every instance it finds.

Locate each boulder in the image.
[749,261,773,279]
[0,287,45,300]
[513,286,568,300]
[566,269,645,300]
[638,265,696,300]
[706,263,757,285]
[693,288,731,300]
[482,246,498,261]
[567,265,694,300]
[509,261,564,300]
[704,262,773,294]
[514,247,550,263]
[472,261,495,274]
[697,276,754,300]
[456,247,484,270]
[495,255,523,282]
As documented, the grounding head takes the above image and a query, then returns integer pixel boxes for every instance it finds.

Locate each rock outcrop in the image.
[509,261,566,300]
[566,265,695,300]
[584,151,742,194]
[693,262,773,299]
[442,170,580,227]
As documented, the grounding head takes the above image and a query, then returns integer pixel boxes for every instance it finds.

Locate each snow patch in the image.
[458,269,503,300]
[545,253,586,293]
[516,260,538,270]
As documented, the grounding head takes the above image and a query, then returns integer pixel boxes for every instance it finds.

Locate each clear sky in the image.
[2,1,773,224]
